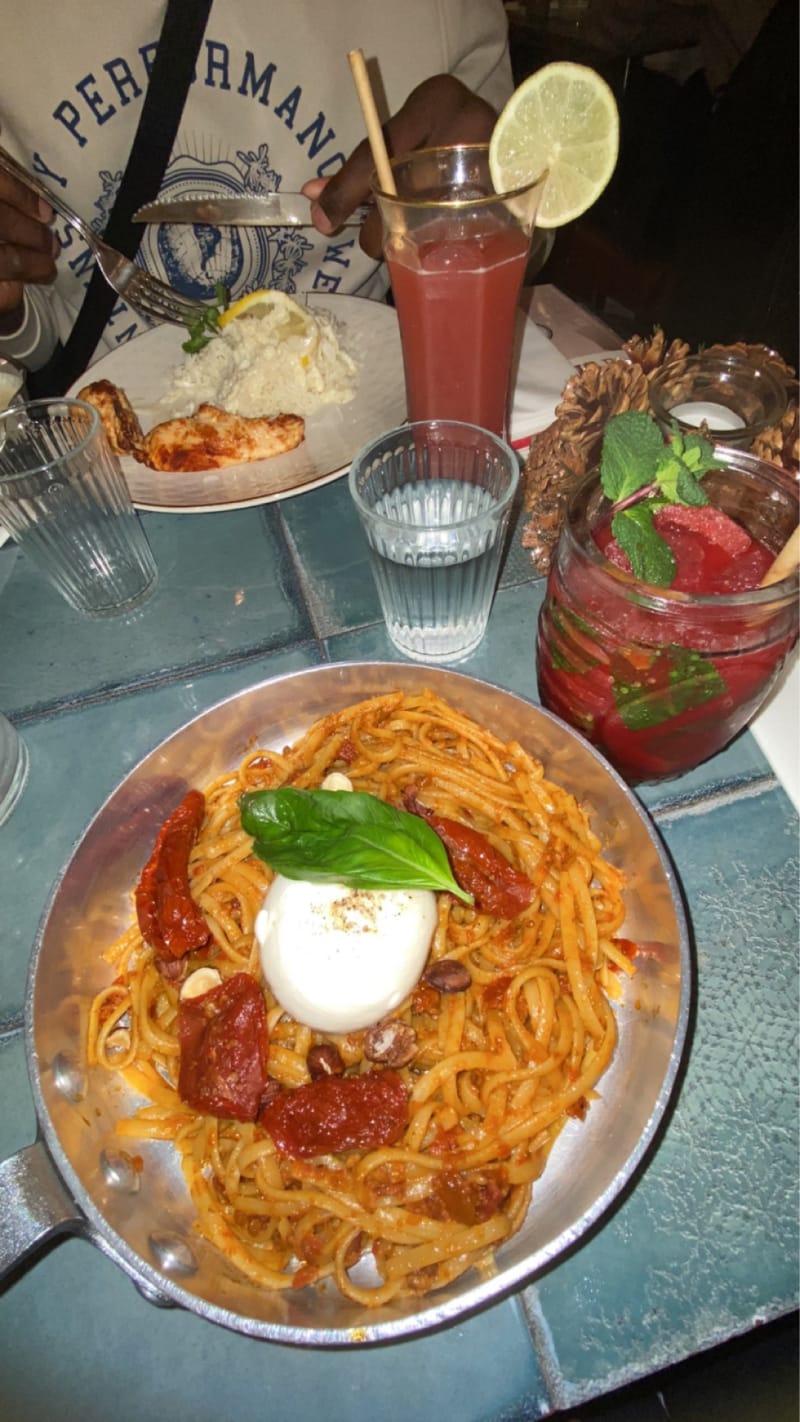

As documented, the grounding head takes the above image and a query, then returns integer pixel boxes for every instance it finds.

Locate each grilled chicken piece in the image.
[77,379,147,462]
[143,405,305,471]
[77,380,305,471]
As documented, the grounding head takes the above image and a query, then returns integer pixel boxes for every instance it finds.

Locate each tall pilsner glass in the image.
[373,145,546,438]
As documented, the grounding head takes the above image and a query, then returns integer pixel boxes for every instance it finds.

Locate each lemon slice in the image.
[489,62,619,229]
[218,288,320,358]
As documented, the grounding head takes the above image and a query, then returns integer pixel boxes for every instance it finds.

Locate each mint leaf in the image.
[654,453,710,507]
[239,788,473,904]
[672,465,710,505]
[600,411,666,503]
[612,505,676,586]
[612,646,726,730]
[670,426,726,478]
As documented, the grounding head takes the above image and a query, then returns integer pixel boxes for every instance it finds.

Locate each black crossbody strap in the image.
[30,0,213,396]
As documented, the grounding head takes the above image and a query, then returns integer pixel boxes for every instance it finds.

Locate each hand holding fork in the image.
[0,146,210,329]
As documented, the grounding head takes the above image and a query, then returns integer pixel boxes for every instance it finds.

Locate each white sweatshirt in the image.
[0,0,512,372]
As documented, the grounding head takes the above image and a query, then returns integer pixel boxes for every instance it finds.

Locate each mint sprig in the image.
[600,411,725,586]
[600,410,666,504]
[182,282,230,353]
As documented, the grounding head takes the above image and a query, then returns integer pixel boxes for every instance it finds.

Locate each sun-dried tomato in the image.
[135,790,210,960]
[178,972,268,1120]
[406,794,535,919]
[260,1070,408,1158]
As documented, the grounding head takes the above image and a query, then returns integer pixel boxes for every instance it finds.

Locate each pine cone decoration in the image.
[622,330,690,374]
[522,357,649,574]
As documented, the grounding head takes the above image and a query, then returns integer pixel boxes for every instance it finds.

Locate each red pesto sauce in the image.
[595,504,774,593]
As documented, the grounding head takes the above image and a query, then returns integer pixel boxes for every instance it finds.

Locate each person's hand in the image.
[301,75,499,259]
[0,170,57,331]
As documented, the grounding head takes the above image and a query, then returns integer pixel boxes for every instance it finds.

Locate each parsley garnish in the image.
[600,411,725,586]
[182,282,230,353]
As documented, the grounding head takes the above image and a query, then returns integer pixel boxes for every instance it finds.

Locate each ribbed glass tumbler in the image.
[349,420,518,664]
[0,398,157,617]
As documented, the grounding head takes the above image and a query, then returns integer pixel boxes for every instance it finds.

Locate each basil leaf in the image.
[600,411,665,503]
[239,788,473,904]
[613,646,726,730]
[612,505,676,586]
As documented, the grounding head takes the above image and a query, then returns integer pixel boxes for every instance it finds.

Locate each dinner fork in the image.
[0,146,210,328]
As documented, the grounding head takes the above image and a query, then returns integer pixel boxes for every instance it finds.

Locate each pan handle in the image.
[0,1140,86,1279]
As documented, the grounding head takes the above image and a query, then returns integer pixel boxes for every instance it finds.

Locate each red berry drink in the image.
[373,146,545,440]
[537,450,798,782]
[386,216,530,436]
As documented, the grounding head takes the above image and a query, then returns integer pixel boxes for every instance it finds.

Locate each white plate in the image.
[68,295,406,513]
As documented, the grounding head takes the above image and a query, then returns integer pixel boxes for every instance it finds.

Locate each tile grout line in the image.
[277,504,332,647]
[9,637,324,726]
[277,504,382,647]
[515,1288,563,1415]
[650,772,780,822]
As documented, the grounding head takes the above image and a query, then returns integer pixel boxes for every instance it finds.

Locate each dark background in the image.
[508,0,799,367]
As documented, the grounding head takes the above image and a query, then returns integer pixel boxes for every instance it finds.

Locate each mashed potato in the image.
[161,293,359,420]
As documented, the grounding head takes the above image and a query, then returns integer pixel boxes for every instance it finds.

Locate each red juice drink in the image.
[374,146,545,439]
[386,216,530,435]
[536,453,799,783]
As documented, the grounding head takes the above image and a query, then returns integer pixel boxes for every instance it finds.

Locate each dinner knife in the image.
[133,193,363,227]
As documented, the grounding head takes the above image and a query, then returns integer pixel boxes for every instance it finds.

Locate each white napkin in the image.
[749,652,799,812]
[508,309,576,450]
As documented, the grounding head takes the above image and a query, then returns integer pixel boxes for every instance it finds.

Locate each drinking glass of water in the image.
[0,398,157,618]
[349,420,519,664]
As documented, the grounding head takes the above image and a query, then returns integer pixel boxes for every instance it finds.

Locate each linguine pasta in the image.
[87,689,634,1306]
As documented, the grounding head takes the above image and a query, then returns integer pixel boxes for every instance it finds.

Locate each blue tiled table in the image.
[1,314,797,1421]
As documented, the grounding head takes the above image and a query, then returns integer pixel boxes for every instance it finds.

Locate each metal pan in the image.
[0,663,692,1344]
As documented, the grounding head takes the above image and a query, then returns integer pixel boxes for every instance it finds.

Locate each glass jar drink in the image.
[373,146,546,438]
[536,449,799,783]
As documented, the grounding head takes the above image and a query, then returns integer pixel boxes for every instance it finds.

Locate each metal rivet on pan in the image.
[148,1232,198,1277]
[99,1149,141,1193]
[52,1052,87,1102]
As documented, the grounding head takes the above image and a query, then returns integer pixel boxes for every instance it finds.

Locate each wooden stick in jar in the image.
[347,48,397,196]
[760,524,800,588]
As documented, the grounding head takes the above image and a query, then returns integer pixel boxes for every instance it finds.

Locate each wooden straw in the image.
[760,523,800,588]
[347,49,397,195]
